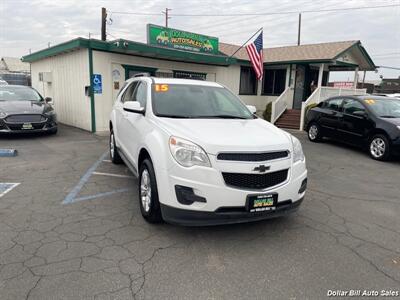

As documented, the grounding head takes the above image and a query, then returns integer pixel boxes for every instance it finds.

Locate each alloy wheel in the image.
[309,125,318,140]
[140,169,152,213]
[370,137,386,158]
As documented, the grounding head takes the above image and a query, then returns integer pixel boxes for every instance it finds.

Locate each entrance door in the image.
[293,65,305,109]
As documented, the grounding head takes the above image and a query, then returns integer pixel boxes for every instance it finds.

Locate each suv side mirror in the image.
[246,105,257,114]
[44,97,52,103]
[123,101,144,114]
[352,110,367,118]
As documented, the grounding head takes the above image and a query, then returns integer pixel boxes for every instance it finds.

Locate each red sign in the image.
[332,82,353,88]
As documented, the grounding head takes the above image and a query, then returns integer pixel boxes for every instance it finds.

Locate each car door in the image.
[338,99,373,145]
[121,81,149,171]
[318,98,344,137]
[115,81,139,154]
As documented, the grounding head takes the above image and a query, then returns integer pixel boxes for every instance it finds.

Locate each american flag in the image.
[245,31,263,80]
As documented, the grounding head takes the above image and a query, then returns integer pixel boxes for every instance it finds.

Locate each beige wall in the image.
[92,51,277,132]
[31,49,91,131]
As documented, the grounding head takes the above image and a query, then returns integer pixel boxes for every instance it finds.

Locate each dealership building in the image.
[22,24,376,132]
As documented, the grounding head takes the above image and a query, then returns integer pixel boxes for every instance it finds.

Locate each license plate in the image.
[247,193,278,212]
[22,123,33,130]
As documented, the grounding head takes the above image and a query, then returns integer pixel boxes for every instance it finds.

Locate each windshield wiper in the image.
[380,115,397,118]
[157,114,193,119]
[196,114,249,119]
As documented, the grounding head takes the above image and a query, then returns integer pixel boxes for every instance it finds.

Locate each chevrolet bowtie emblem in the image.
[253,165,270,173]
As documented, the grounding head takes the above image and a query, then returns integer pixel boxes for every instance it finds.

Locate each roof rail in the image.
[132,72,151,78]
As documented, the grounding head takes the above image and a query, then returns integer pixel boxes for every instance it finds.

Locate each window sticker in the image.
[154,84,169,92]
[364,99,376,105]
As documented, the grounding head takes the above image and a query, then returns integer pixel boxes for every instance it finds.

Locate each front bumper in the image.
[161,197,303,226]
[156,154,307,225]
[0,119,57,134]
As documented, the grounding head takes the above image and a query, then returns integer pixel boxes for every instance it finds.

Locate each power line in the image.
[109,4,399,17]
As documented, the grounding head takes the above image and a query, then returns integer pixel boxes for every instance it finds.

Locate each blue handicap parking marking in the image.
[0,183,20,198]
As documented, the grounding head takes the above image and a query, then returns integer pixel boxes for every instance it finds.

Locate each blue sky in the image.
[1,0,399,81]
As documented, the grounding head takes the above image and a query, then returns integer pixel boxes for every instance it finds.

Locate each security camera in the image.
[123,42,128,47]
[114,41,120,47]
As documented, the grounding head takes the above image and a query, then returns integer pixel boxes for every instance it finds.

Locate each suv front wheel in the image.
[139,159,163,223]
[110,130,123,164]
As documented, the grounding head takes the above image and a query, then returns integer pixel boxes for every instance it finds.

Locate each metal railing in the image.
[299,86,367,130]
[271,87,290,124]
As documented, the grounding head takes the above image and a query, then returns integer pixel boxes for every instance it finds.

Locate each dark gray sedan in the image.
[0,85,57,134]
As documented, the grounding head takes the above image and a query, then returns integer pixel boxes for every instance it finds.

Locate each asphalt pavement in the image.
[0,125,399,299]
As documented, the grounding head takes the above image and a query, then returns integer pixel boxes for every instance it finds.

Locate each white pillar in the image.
[353,67,359,88]
[317,63,324,87]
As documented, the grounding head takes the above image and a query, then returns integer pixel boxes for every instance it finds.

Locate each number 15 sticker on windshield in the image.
[155,84,169,92]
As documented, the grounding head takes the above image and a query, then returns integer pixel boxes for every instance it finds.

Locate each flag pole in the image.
[226,27,263,61]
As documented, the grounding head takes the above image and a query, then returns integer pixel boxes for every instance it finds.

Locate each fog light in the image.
[298,178,307,194]
[175,185,206,205]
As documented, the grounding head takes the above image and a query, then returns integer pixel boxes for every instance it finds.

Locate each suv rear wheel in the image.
[369,134,391,161]
[110,130,123,164]
[139,159,163,223]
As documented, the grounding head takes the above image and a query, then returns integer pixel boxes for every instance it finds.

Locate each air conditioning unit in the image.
[39,72,52,83]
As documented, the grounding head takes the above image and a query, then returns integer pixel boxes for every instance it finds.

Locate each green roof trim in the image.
[22,38,236,66]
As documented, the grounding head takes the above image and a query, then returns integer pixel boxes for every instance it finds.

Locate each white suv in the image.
[109,76,307,226]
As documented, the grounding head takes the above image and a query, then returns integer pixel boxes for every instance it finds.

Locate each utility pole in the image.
[101,7,107,41]
[297,13,301,46]
[162,8,172,28]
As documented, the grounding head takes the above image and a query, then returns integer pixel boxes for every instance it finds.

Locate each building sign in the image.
[92,74,102,94]
[333,81,354,88]
[147,24,219,55]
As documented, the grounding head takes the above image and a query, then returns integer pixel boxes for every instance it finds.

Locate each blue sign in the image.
[93,74,102,94]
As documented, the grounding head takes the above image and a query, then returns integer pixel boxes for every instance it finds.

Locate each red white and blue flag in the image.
[246,31,263,80]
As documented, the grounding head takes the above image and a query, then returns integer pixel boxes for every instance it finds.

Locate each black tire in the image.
[307,122,323,142]
[138,159,163,223]
[110,130,123,164]
[48,127,58,135]
[369,134,391,161]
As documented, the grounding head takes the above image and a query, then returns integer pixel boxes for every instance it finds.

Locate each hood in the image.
[381,117,400,126]
[155,117,292,155]
[0,101,46,115]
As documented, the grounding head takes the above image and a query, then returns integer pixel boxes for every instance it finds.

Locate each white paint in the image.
[92,172,134,178]
[0,183,20,198]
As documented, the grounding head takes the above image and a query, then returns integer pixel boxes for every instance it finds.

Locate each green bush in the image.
[304,103,318,125]
[263,102,272,122]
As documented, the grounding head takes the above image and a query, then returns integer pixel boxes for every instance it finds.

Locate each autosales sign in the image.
[147,24,219,55]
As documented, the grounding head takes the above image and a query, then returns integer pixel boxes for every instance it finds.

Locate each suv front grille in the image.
[5,114,46,123]
[222,169,289,190]
[217,151,289,162]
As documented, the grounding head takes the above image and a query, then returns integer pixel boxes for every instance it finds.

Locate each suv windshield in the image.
[365,98,400,118]
[152,84,254,119]
[0,86,42,101]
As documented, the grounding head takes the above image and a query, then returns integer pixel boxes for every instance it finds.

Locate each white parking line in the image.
[102,159,112,163]
[0,183,20,198]
[92,172,134,179]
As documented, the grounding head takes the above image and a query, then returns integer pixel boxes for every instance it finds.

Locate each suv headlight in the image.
[397,125,400,131]
[169,136,211,168]
[291,135,305,163]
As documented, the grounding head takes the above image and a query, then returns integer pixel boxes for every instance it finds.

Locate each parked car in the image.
[0,85,57,134]
[109,76,307,226]
[306,95,400,161]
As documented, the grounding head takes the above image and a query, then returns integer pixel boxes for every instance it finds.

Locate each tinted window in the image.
[343,100,365,115]
[325,99,343,111]
[239,66,257,95]
[133,82,147,108]
[121,82,138,103]
[0,86,42,101]
[152,84,253,119]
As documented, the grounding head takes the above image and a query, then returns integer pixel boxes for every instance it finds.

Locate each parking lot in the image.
[0,125,399,299]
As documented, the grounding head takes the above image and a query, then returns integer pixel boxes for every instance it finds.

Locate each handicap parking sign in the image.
[93,74,102,94]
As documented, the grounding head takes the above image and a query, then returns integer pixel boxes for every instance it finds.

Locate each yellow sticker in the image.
[154,84,169,92]
[364,99,375,105]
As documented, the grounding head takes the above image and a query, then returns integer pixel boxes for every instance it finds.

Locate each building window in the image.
[262,69,286,95]
[239,66,257,95]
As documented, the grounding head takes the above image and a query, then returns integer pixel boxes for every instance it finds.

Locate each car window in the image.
[211,89,240,114]
[0,86,42,101]
[121,82,138,103]
[343,99,366,115]
[325,99,343,112]
[133,82,147,108]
